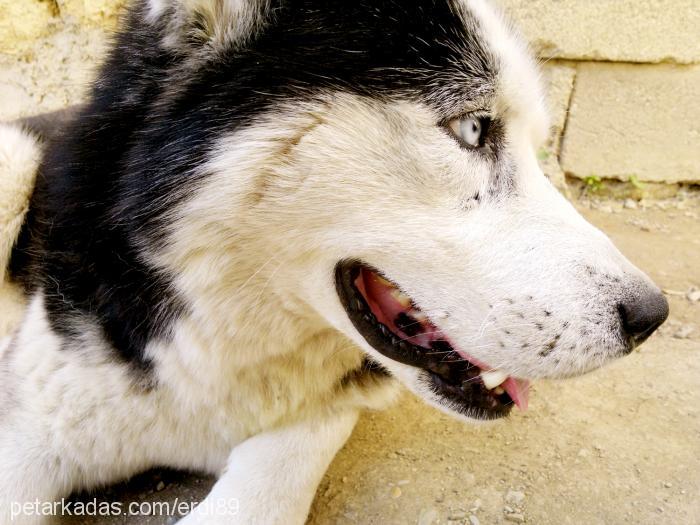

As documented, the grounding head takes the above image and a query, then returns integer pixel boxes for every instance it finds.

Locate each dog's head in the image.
[150,0,668,420]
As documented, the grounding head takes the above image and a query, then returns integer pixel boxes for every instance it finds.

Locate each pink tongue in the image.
[357,269,530,411]
[502,377,530,411]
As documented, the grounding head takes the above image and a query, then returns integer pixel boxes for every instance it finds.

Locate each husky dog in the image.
[0,0,668,523]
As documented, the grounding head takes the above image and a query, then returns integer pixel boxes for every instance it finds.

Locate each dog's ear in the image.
[147,0,271,52]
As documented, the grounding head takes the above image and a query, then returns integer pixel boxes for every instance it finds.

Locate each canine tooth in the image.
[493,386,505,395]
[411,310,428,322]
[480,370,508,390]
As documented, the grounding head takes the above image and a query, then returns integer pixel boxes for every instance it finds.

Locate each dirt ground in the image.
[48,199,699,525]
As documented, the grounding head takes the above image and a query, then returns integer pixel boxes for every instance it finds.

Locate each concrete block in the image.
[561,63,700,184]
[0,0,55,54]
[497,0,700,64]
[537,62,576,191]
[542,62,577,152]
[57,0,127,25]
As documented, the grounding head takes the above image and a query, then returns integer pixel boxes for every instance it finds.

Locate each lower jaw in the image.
[426,370,513,420]
[335,260,516,420]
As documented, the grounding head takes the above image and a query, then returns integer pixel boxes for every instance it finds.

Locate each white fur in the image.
[0,124,40,282]
[0,1,664,523]
[0,292,395,524]
[470,0,551,149]
[178,411,358,524]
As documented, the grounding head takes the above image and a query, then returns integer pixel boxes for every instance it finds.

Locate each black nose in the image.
[618,289,669,348]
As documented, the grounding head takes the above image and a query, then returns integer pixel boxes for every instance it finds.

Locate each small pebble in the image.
[686,287,700,302]
[505,490,526,506]
[673,324,695,339]
[624,198,638,209]
[417,507,439,525]
[505,513,525,523]
[390,486,402,498]
[469,515,481,525]
[449,510,466,520]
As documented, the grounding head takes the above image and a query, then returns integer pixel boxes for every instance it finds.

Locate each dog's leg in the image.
[0,419,69,525]
[179,410,359,525]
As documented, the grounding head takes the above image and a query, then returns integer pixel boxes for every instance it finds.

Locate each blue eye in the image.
[447,116,489,148]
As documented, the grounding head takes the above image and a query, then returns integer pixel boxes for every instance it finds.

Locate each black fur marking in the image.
[539,334,561,357]
[11,0,500,367]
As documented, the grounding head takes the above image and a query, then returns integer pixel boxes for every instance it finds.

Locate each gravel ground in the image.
[2,24,699,525]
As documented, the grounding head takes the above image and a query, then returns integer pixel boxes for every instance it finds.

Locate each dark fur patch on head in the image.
[11,0,501,366]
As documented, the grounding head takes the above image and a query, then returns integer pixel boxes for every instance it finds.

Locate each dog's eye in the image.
[447,116,490,148]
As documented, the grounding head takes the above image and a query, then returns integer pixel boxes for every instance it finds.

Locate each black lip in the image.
[335,260,512,420]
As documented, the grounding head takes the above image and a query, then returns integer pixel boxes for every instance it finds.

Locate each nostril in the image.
[618,290,670,346]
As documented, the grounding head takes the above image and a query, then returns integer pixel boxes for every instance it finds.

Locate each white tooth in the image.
[493,386,505,395]
[411,310,428,322]
[390,289,412,308]
[480,370,508,390]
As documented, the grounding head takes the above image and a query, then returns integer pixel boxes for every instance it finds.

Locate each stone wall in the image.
[0,0,125,53]
[1,0,698,189]
[497,0,699,189]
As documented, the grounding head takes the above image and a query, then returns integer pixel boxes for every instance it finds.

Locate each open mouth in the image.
[335,261,529,420]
